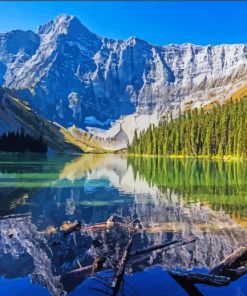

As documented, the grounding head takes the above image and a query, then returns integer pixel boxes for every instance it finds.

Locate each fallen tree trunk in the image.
[60,220,81,236]
[84,222,108,231]
[209,247,247,277]
[169,270,231,286]
[170,247,247,296]
[225,267,247,280]
[92,256,107,273]
[112,234,135,296]
[130,237,196,257]
[65,264,93,275]
[67,255,107,276]
[169,275,204,296]
[61,265,93,293]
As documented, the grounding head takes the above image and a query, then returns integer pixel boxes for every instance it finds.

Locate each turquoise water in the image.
[1,153,247,295]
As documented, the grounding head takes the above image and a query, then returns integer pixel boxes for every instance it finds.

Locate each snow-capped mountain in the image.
[1,14,247,145]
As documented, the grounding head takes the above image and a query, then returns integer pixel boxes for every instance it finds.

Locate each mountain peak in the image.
[55,14,75,23]
[2,15,247,143]
[37,14,95,39]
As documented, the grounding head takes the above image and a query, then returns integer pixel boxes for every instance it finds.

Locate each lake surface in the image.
[1,153,247,296]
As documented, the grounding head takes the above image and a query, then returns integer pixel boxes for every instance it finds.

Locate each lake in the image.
[1,153,247,296]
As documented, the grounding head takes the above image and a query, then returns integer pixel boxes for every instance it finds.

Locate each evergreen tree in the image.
[128,96,247,158]
[0,130,48,153]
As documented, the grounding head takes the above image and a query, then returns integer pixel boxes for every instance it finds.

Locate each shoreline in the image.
[127,153,245,161]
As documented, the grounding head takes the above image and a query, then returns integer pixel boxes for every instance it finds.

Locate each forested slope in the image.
[128,98,247,158]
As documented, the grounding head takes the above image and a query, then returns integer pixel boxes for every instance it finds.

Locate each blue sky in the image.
[0,1,247,45]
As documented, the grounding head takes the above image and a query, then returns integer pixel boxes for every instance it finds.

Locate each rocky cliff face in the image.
[1,15,247,144]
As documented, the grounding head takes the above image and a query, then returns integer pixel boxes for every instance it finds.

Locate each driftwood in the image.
[66,264,93,275]
[168,270,230,296]
[130,239,180,257]
[61,265,93,293]
[170,246,247,296]
[225,267,247,280]
[92,256,107,273]
[112,234,135,296]
[209,246,247,277]
[110,237,196,295]
[60,216,126,235]
[169,270,231,286]
[169,275,204,296]
[58,213,247,296]
[61,236,197,295]
[130,237,196,257]
[106,215,125,228]
[60,220,81,236]
[60,215,143,235]
[84,223,107,232]
[66,254,107,277]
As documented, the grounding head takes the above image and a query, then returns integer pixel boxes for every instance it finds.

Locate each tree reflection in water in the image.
[0,154,247,295]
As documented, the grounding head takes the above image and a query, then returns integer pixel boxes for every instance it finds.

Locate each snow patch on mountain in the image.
[88,112,159,150]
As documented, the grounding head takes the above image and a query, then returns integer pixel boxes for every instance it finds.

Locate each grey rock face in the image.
[1,15,247,130]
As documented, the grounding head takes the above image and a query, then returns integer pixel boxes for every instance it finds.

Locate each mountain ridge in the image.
[1,14,247,148]
[0,87,106,153]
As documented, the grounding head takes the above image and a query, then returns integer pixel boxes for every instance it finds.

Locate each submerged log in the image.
[225,267,247,279]
[130,239,179,257]
[66,264,93,275]
[112,234,135,296]
[69,216,142,233]
[61,265,93,293]
[170,247,247,296]
[130,237,196,257]
[60,220,81,236]
[209,247,247,277]
[169,270,231,286]
[106,215,125,228]
[92,256,106,273]
[84,222,107,231]
[169,275,204,296]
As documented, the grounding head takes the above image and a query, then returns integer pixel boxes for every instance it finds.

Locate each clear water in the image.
[1,153,247,296]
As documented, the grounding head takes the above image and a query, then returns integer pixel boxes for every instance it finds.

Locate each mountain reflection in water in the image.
[0,153,247,296]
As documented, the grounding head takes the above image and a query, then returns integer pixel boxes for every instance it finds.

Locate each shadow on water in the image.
[0,153,247,295]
